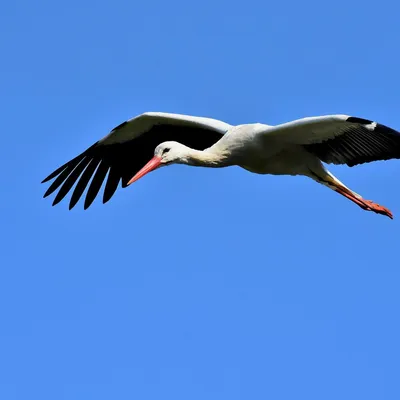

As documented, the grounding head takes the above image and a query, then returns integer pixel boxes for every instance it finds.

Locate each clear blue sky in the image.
[2,0,400,399]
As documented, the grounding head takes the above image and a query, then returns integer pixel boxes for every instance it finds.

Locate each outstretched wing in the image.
[266,114,400,166]
[42,112,232,209]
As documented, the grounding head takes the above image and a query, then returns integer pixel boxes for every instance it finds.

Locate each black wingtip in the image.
[83,198,92,210]
[41,167,66,184]
[43,187,54,198]
[52,196,63,207]
[41,142,99,185]
[347,116,400,136]
[346,116,373,125]
[376,123,400,136]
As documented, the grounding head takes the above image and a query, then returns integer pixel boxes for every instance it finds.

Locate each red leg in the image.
[334,185,393,219]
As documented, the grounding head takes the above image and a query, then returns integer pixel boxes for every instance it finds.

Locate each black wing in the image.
[304,116,400,167]
[42,123,225,210]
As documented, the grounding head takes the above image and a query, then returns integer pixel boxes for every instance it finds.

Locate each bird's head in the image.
[155,141,191,164]
[127,141,190,185]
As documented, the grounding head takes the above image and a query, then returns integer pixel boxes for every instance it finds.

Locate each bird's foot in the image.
[358,199,393,219]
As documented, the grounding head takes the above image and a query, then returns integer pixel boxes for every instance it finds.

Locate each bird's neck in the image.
[181,148,231,168]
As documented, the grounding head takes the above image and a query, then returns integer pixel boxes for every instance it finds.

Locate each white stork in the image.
[42,112,400,219]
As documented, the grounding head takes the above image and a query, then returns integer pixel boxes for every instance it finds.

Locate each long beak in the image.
[127,156,162,185]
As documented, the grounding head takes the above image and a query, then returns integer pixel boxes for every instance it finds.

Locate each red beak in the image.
[127,156,162,185]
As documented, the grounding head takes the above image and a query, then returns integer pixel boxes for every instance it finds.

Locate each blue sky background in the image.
[2,0,400,399]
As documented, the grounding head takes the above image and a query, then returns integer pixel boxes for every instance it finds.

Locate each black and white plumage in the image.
[42,113,231,210]
[42,112,400,218]
[288,116,400,166]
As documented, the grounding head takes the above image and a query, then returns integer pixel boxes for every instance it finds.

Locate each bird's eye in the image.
[163,148,170,154]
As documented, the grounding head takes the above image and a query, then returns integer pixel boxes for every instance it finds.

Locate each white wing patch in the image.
[100,112,233,145]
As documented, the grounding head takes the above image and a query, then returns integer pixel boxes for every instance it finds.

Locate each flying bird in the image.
[42,112,400,219]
